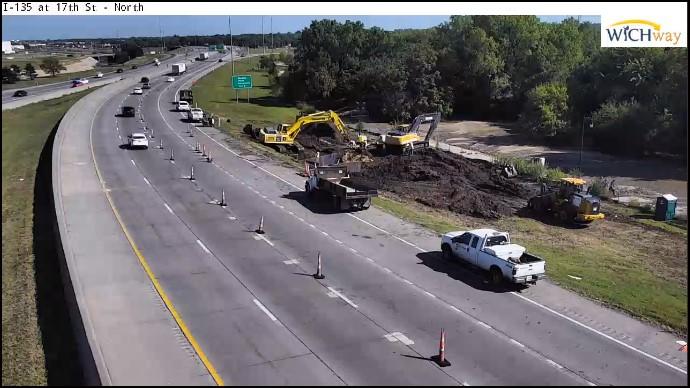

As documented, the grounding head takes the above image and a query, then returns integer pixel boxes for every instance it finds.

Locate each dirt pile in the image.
[349,149,538,219]
[296,123,349,158]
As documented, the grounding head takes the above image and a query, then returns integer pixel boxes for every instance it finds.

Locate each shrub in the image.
[587,176,611,198]
[296,101,316,114]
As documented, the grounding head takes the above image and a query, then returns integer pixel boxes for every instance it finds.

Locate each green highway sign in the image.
[232,75,253,89]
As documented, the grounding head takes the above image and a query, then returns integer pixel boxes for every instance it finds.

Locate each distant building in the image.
[2,41,14,54]
[11,44,25,51]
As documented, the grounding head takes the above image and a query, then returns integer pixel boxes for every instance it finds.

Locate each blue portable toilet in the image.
[654,194,677,221]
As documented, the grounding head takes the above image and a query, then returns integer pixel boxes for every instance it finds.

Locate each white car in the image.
[177,100,191,111]
[127,133,149,149]
[167,76,175,82]
[95,72,104,78]
[187,108,203,122]
[133,87,143,95]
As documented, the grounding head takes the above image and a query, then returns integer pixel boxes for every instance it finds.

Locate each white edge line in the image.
[477,321,492,329]
[511,291,687,375]
[253,299,277,321]
[510,339,525,348]
[546,359,563,369]
[403,279,414,285]
[383,267,392,273]
[335,239,342,244]
[163,203,174,214]
[327,287,358,308]
[424,291,436,298]
[130,159,136,166]
[258,234,275,247]
[143,177,151,186]
[196,239,211,254]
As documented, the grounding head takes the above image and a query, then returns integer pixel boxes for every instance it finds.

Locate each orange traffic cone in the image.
[313,251,325,279]
[431,329,451,367]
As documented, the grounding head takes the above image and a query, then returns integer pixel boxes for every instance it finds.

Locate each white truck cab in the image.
[441,229,546,285]
[177,100,190,111]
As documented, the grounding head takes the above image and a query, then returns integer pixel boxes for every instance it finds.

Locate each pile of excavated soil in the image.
[296,123,353,159]
[350,149,538,219]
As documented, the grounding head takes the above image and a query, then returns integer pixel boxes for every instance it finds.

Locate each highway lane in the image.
[148,56,686,385]
[93,62,463,385]
[89,53,686,385]
[2,49,194,104]
[90,55,591,385]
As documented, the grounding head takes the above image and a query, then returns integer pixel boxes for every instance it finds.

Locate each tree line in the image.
[276,17,687,158]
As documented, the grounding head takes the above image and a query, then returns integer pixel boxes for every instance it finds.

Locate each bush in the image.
[587,176,611,198]
[568,168,583,177]
[520,82,569,137]
[493,154,565,181]
[296,101,316,114]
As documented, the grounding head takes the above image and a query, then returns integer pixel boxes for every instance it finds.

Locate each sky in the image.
[2,15,601,41]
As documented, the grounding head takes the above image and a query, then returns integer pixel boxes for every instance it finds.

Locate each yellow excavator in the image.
[378,112,441,154]
[245,110,351,153]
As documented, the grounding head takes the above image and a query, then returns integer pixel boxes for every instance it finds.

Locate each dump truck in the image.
[178,89,193,103]
[305,164,377,211]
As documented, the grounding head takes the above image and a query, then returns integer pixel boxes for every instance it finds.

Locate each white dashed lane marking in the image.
[253,299,277,321]
[196,239,211,254]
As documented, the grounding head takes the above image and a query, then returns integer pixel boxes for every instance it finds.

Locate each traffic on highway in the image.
[3,5,687,387]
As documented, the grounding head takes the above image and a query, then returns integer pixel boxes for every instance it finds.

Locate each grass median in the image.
[2,89,96,385]
[192,57,687,334]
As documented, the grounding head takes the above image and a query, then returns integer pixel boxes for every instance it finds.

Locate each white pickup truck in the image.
[441,229,546,285]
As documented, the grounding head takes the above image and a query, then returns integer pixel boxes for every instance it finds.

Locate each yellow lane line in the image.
[88,92,224,385]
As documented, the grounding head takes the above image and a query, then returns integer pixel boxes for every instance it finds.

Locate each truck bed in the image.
[339,178,378,198]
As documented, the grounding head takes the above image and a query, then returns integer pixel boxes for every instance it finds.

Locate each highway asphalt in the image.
[2,47,209,105]
[85,51,687,385]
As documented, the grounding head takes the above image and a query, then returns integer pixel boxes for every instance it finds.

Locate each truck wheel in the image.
[489,266,503,286]
[441,244,453,260]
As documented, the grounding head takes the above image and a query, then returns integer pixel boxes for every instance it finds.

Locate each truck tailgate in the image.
[514,260,545,277]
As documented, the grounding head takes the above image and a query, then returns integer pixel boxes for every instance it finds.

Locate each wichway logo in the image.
[605,19,683,46]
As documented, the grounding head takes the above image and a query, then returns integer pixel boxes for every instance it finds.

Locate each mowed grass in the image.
[373,195,687,333]
[2,89,95,385]
[191,56,298,131]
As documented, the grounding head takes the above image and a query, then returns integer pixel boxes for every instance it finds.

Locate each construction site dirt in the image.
[348,149,539,219]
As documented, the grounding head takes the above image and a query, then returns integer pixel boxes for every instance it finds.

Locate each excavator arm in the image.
[261,110,350,145]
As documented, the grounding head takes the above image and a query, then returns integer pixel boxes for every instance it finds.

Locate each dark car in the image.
[13,90,28,97]
[218,58,223,62]
[121,106,136,117]
[131,65,138,69]
[116,68,124,73]
[140,76,149,83]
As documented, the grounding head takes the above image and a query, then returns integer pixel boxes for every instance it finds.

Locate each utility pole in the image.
[229,16,237,104]
[271,16,273,52]
[158,17,163,54]
[262,16,265,54]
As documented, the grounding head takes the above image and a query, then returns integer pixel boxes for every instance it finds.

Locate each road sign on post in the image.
[232,75,253,89]
[232,75,253,103]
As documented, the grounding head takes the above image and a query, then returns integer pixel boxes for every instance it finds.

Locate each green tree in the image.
[520,82,569,137]
[39,58,66,77]
[24,62,36,75]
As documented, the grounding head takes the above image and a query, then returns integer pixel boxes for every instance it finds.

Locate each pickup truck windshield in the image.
[485,235,508,246]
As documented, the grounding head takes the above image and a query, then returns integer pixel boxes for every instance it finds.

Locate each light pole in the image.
[579,116,593,169]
